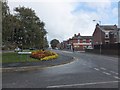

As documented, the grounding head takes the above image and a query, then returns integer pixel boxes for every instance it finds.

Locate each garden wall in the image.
[85,43,120,56]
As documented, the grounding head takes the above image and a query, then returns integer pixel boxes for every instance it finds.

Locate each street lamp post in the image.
[93,20,102,55]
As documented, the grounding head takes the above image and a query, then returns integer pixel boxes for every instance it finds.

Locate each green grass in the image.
[2,52,41,63]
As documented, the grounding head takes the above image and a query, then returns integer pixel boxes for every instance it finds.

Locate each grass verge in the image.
[2,52,41,63]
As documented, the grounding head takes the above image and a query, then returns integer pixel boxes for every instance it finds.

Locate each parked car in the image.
[87,46,93,49]
[29,48,36,50]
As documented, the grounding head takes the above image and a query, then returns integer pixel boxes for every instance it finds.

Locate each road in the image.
[2,50,119,88]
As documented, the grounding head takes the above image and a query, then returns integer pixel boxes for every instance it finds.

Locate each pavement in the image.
[2,54,75,72]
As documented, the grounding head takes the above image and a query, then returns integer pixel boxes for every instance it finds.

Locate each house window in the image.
[83,39,86,43]
[74,45,77,48]
[89,39,92,43]
[105,32,109,38]
[105,40,109,44]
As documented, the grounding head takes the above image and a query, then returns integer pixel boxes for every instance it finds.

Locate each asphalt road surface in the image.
[2,50,119,88]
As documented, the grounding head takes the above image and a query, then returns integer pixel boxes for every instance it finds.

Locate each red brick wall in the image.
[93,27,101,45]
[72,39,78,43]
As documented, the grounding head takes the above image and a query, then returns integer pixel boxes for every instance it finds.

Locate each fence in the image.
[85,43,120,55]
[94,43,120,50]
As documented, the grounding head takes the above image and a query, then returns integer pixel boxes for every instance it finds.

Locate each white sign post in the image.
[18,52,32,61]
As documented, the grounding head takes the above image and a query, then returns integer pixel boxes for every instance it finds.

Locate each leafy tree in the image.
[2,0,10,18]
[50,39,60,49]
[44,37,49,48]
[14,6,48,49]
[2,0,10,43]
[2,0,15,48]
[2,1,48,50]
[2,1,25,49]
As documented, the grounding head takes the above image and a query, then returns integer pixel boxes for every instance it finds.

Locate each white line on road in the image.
[45,58,78,69]
[94,68,100,71]
[113,76,120,80]
[61,51,73,53]
[110,71,118,75]
[47,81,119,88]
[100,67,107,70]
[106,58,118,62]
[102,72,111,75]
[106,56,118,61]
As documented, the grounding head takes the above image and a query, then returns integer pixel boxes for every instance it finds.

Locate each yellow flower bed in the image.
[30,50,58,61]
[41,54,58,60]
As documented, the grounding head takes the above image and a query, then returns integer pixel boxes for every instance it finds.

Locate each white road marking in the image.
[106,58,118,62]
[94,68,100,71]
[107,56,118,60]
[47,81,119,88]
[102,72,111,75]
[61,51,73,53]
[77,51,85,53]
[113,76,120,79]
[110,71,118,75]
[100,67,107,70]
[45,58,78,69]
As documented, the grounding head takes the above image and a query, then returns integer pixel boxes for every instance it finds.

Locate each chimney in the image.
[74,34,76,37]
[78,33,80,36]
[96,23,99,26]
[114,24,117,28]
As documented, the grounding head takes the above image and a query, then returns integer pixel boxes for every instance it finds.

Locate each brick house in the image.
[93,24,118,45]
[62,33,92,51]
[61,40,69,49]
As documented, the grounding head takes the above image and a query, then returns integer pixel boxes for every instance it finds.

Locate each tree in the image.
[2,1,49,50]
[43,37,49,48]
[2,0,10,18]
[2,0,10,44]
[14,6,48,49]
[2,0,16,49]
[50,39,60,49]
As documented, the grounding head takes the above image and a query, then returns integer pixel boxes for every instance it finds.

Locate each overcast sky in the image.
[8,0,118,43]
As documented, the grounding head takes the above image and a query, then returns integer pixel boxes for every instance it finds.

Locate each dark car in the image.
[29,48,36,50]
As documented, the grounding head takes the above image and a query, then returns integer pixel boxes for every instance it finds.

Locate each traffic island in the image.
[2,54,75,72]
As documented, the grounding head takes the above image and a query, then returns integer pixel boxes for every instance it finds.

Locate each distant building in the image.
[62,33,92,51]
[93,24,118,45]
[61,40,69,49]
